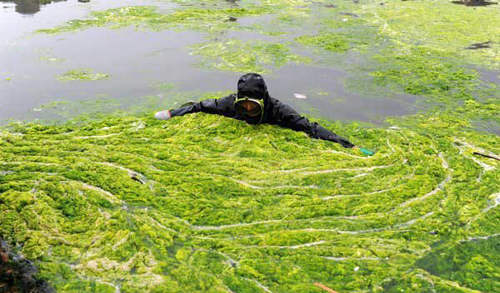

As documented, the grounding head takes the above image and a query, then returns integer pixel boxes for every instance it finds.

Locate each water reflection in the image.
[0,0,66,15]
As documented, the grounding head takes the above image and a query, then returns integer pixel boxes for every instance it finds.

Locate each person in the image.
[154,73,373,155]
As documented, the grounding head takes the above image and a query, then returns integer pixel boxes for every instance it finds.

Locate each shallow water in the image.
[0,0,418,125]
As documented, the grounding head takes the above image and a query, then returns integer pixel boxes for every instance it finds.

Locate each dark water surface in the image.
[0,0,419,125]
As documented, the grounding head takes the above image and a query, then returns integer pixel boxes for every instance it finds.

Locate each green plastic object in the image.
[360,148,375,156]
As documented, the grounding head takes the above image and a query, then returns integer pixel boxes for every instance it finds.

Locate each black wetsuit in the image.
[170,93,355,148]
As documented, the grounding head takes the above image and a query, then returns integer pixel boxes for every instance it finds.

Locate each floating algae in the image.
[295,33,350,53]
[190,40,309,73]
[35,6,267,35]
[56,69,109,82]
[417,235,500,292]
[35,5,309,74]
[370,46,478,98]
[368,0,500,68]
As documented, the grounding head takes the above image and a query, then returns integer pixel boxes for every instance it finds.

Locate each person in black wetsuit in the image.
[155,73,372,153]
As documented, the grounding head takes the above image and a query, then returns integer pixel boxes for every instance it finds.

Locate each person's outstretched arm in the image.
[155,95,235,120]
[269,99,355,148]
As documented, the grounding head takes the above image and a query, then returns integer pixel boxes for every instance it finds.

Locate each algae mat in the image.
[1,113,499,292]
[1,0,500,292]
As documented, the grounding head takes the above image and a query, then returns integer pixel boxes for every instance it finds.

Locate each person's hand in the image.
[360,148,375,156]
[154,110,172,120]
[353,146,375,156]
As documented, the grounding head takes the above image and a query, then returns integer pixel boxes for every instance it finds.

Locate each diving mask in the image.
[234,97,264,122]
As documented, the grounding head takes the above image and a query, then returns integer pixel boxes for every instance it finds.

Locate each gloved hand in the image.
[154,110,172,120]
[353,146,375,156]
[360,148,375,156]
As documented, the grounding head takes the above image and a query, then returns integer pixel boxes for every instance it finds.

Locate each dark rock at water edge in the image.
[0,239,54,293]
[451,0,498,6]
[466,41,493,50]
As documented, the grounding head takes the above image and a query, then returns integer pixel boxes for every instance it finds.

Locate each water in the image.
[0,0,418,125]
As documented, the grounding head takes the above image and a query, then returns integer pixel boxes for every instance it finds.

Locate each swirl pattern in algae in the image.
[1,112,498,292]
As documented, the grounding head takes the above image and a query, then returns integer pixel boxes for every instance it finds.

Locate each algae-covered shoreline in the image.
[1,0,499,292]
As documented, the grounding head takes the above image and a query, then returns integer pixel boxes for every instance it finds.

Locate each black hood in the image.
[237,73,270,102]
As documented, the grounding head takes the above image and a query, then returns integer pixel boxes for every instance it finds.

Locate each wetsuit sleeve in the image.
[271,101,355,148]
[170,95,235,118]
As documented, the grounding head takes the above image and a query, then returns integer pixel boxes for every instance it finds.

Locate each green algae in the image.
[38,48,66,64]
[35,4,312,74]
[295,33,349,53]
[367,0,500,69]
[190,39,309,74]
[371,46,478,97]
[36,6,267,35]
[1,108,498,292]
[40,56,66,64]
[56,69,110,82]
[148,82,176,91]
[2,0,499,291]
[417,235,500,292]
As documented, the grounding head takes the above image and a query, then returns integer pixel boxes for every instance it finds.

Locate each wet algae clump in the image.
[190,40,309,74]
[35,6,268,34]
[295,33,350,53]
[0,110,499,292]
[368,0,500,69]
[417,235,500,292]
[370,46,479,98]
[56,69,110,82]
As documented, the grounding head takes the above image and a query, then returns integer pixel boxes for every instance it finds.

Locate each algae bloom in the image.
[57,69,110,82]
[1,111,499,292]
[1,0,499,292]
